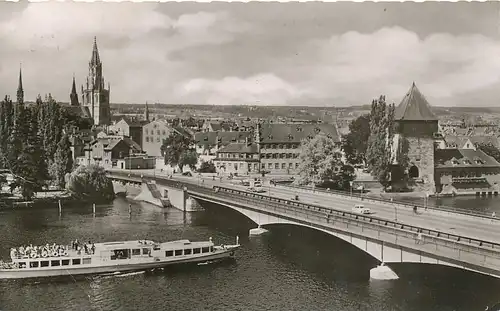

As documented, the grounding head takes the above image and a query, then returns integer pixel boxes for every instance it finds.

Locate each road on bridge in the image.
[111,169,500,245]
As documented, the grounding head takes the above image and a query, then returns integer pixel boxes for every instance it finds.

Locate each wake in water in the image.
[97,271,145,280]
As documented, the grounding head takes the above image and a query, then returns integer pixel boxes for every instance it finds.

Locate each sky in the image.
[1,2,500,107]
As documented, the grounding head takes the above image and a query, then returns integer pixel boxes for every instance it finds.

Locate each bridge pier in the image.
[370,263,399,280]
[249,225,268,236]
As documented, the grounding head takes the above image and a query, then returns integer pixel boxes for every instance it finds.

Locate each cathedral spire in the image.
[70,74,79,106]
[90,36,100,66]
[17,64,24,104]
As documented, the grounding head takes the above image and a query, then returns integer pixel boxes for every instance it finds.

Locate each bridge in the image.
[106,169,500,280]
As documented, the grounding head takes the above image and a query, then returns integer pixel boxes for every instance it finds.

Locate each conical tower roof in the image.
[394,82,437,121]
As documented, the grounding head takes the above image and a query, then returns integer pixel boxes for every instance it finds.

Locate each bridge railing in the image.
[273,181,495,220]
[200,185,500,252]
[190,187,500,268]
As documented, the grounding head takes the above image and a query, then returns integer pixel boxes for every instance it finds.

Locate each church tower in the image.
[144,102,150,122]
[394,82,438,193]
[81,37,111,125]
[17,65,24,105]
[70,75,79,106]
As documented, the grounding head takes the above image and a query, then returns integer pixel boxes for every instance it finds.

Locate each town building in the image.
[109,118,148,149]
[256,123,340,175]
[213,139,260,175]
[77,136,142,169]
[195,131,253,157]
[80,37,111,125]
[434,148,500,194]
[142,119,174,158]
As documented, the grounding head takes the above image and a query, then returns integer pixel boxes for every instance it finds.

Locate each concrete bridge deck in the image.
[107,169,500,279]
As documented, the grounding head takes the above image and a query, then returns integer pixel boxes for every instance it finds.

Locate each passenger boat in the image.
[0,236,240,279]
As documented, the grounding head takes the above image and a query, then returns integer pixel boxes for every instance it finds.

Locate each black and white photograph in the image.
[0,1,499,311]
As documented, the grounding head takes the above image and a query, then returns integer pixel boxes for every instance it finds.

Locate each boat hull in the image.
[0,247,238,280]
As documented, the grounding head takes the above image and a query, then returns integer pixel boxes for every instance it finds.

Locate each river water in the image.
[0,197,499,311]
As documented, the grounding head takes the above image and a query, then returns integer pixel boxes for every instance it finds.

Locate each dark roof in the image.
[173,126,194,139]
[217,142,259,154]
[395,82,437,121]
[445,135,500,148]
[195,131,252,146]
[435,148,500,168]
[119,117,149,128]
[63,105,92,119]
[259,123,339,144]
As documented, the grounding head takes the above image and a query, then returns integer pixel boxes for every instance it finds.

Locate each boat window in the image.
[210,246,214,252]
[142,248,149,255]
[62,260,70,266]
[72,259,81,265]
[111,249,130,260]
[30,261,39,268]
[40,261,49,267]
[184,249,192,255]
[132,249,141,256]
[174,250,183,256]
[51,260,60,267]
[193,248,201,254]
[18,262,26,269]
[202,247,210,253]
[165,250,173,257]
[83,258,91,265]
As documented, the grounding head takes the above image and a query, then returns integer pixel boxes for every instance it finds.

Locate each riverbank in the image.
[0,190,76,209]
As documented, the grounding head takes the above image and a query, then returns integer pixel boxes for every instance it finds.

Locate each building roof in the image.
[435,148,500,168]
[395,82,437,121]
[217,142,259,154]
[258,123,340,144]
[173,126,194,139]
[444,135,500,149]
[119,117,149,128]
[195,131,252,147]
[63,105,92,119]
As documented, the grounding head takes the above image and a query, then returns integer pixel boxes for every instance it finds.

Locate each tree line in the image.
[0,94,74,200]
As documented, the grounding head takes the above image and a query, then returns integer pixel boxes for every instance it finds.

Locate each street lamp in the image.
[349,181,353,197]
[392,197,398,221]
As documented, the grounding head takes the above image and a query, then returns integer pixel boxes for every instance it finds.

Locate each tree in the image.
[66,165,115,203]
[198,161,216,173]
[178,150,198,172]
[342,114,370,165]
[160,133,193,169]
[365,96,396,190]
[50,134,73,189]
[296,132,355,189]
[476,142,500,162]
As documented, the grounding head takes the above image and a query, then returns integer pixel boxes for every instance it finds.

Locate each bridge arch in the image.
[191,197,500,280]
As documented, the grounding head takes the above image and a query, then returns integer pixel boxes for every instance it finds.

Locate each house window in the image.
[268,163,272,169]
[262,164,265,169]
[289,163,293,168]
[157,137,160,142]
[146,137,149,143]
[281,163,286,169]
[296,163,299,169]
[275,163,279,169]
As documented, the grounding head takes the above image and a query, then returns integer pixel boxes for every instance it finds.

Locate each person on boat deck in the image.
[91,243,96,254]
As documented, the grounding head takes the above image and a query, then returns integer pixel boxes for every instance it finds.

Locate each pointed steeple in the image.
[144,102,150,122]
[70,74,79,106]
[90,36,100,66]
[17,64,24,104]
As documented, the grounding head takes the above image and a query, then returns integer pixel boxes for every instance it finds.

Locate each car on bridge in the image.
[352,204,372,215]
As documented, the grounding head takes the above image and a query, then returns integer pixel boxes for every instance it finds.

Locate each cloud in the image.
[0,3,499,107]
[302,27,500,104]
[177,74,310,106]
[0,3,249,103]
